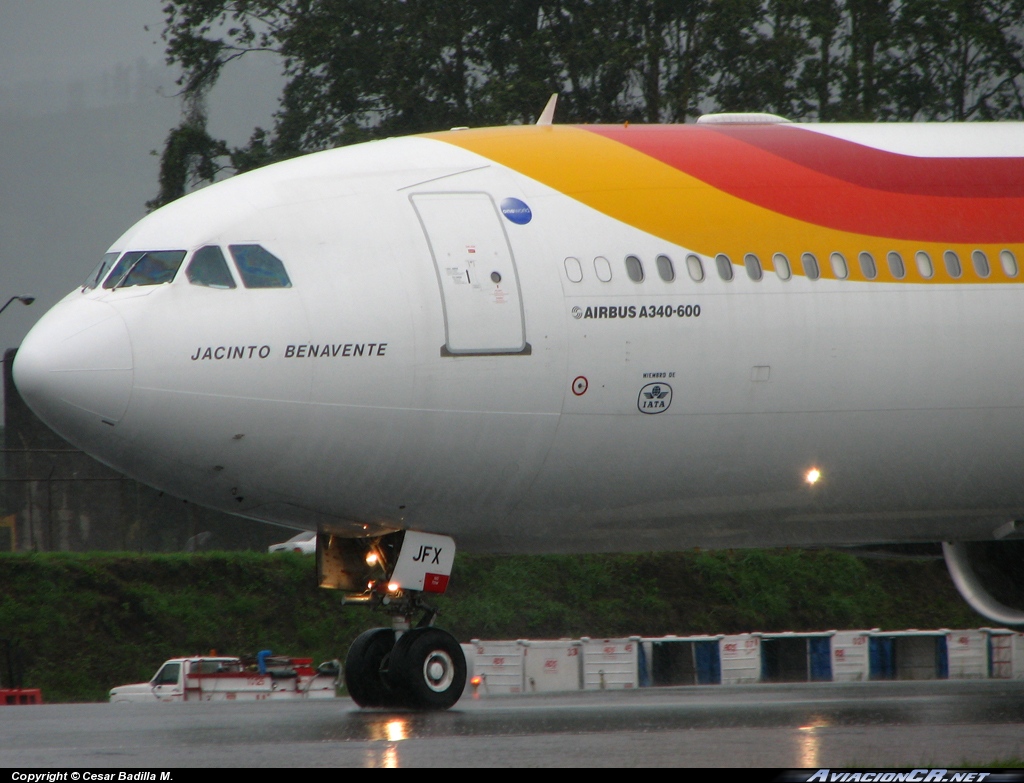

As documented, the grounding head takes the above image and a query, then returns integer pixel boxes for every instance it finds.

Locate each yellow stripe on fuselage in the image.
[428,125,1019,284]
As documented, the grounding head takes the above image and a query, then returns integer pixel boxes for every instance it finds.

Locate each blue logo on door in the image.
[500,197,532,225]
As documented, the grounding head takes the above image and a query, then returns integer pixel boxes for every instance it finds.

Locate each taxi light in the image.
[365,551,379,567]
[387,582,400,593]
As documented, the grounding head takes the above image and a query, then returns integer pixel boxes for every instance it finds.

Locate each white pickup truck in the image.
[109,655,339,703]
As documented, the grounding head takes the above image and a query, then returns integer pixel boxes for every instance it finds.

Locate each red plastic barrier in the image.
[0,688,43,705]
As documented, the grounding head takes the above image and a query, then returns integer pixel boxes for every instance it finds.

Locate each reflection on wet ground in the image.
[2,681,1022,767]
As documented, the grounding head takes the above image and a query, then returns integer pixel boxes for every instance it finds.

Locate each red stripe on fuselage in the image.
[584,124,1024,243]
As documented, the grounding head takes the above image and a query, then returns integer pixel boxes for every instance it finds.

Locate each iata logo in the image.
[638,382,672,414]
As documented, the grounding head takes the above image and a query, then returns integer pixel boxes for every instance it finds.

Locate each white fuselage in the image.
[14,125,1024,553]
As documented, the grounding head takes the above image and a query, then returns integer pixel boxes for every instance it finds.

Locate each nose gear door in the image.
[411,192,527,355]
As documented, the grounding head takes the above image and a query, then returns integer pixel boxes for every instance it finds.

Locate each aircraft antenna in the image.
[536,94,558,126]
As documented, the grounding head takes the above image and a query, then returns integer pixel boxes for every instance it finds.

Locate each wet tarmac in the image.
[2,680,1023,767]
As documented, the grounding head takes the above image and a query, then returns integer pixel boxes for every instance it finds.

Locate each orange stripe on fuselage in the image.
[427,125,1024,283]
[586,124,1024,243]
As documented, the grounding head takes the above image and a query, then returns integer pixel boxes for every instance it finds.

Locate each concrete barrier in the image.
[521,639,583,693]
[580,637,640,690]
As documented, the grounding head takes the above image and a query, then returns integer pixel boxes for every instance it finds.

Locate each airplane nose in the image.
[13,298,134,438]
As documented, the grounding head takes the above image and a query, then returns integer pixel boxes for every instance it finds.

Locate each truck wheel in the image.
[344,628,398,708]
[387,627,466,710]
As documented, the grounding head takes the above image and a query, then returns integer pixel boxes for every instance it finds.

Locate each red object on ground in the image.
[0,688,43,705]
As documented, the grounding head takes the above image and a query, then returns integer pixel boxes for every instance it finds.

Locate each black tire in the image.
[344,627,398,708]
[386,627,466,710]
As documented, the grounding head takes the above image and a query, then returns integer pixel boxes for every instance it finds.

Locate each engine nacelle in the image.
[943,540,1024,626]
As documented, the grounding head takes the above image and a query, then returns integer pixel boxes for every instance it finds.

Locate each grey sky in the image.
[0,2,164,83]
[0,1,283,407]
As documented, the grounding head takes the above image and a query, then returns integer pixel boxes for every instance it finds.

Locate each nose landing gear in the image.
[343,627,398,708]
[320,529,466,710]
[384,624,466,710]
[345,608,467,710]
[346,593,468,708]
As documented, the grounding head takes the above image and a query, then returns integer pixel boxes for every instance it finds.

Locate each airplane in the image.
[12,105,1024,710]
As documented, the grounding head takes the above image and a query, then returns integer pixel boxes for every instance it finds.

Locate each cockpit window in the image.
[103,250,186,289]
[119,250,187,287]
[186,246,236,289]
[82,252,119,291]
[102,251,146,289]
[229,245,292,288]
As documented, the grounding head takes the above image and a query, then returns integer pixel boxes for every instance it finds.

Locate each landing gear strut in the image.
[319,529,467,710]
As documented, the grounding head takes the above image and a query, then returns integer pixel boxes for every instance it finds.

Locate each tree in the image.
[888,0,1024,120]
[148,0,1024,209]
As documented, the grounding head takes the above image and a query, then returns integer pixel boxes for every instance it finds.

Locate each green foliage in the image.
[0,548,984,701]
[0,552,369,701]
[147,0,1024,208]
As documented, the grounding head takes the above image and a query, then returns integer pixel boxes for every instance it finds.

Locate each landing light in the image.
[805,468,822,485]
[365,551,379,567]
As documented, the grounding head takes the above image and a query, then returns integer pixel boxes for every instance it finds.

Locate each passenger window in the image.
[594,256,612,282]
[916,251,934,279]
[83,252,118,291]
[887,251,906,279]
[1001,249,1018,277]
[971,250,990,278]
[656,254,675,282]
[744,253,762,281]
[625,255,644,283]
[686,254,704,282]
[187,246,237,289]
[773,253,791,281]
[715,254,733,281]
[802,253,820,281]
[564,257,583,283]
[102,251,145,289]
[859,252,877,280]
[830,252,848,280]
[944,250,962,278]
[229,245,292,288]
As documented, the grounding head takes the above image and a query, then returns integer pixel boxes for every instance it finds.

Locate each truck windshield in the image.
[153,663,180,685]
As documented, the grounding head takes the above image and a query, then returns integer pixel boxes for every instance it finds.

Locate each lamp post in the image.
[0,297,35,316]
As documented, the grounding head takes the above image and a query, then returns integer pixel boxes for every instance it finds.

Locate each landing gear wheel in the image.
[387,627,466,710]
[344,628,400,707]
